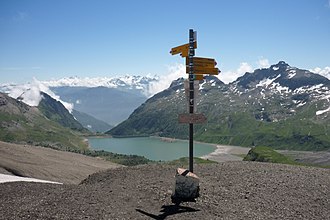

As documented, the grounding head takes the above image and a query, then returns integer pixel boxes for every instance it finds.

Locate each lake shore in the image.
[201,144,251,163]
[88,135,252,162]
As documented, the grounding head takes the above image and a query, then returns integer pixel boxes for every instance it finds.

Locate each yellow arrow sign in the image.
[195,68,219,75]
[186,67,220,75]
[187,57,216,67]
[170,41,197,57]
[194,74,204,80]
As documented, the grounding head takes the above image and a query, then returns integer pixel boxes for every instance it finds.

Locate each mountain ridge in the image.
[0,92,88,151]
[108,62,330,151]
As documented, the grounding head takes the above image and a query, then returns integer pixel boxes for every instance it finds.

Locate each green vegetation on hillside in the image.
[83,150,152,166]
[196,110,330,151]
[0,93,88,151]
[108,75,330,151]
[243,146,299,165]
[38,92,87,132]
[0,110,88,151]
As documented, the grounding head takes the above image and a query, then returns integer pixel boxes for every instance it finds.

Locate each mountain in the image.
[0,75,159,127]
[108,61,330,151]
[44,75,159,126]
[51,86,148,126]
[42,75,158,92]
[0,92,88,151]
[38,92,86,131]
[72,109,113,133]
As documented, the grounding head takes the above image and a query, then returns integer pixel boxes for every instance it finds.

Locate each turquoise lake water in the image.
[88,137,216,161]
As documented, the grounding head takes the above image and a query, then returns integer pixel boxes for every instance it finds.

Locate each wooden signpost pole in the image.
[188,29,195,173]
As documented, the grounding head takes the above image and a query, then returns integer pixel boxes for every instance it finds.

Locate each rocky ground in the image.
[1,162,329,219]
[279,150,330,167]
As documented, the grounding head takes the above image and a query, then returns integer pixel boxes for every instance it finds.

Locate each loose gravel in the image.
[0,161,329,219]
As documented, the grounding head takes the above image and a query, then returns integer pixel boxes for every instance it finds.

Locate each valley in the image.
[1,61,330,166]
[1,62,330,220]
[109,62,330,151]
[2,1,330,219]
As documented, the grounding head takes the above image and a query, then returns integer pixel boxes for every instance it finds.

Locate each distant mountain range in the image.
[41,75,158,92]
[108,61,330,151]
[0,75,159,130]
[51,86,147,126]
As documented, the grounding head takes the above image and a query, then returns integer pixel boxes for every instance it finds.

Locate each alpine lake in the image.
[88,136,216,161]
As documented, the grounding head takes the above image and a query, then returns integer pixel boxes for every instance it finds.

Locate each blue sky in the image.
[1,0,330,84]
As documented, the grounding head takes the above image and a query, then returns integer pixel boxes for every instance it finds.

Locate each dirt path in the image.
[279,150,330,166]
[0,162,329,219]
[0,141,122,184]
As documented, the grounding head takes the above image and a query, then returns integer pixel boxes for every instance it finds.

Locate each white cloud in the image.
[310,66,330,79]
[6,78,74,112]
[146,63,185,96]
[257,58,270,69]
[218,62,253,84]
[237,62,253,75]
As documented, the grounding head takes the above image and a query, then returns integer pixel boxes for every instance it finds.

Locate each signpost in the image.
[170,29,220,203]
[170,29,220,173]
[178,113,207,124]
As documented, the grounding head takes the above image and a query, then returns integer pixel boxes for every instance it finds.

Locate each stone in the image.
[171,168,200,204]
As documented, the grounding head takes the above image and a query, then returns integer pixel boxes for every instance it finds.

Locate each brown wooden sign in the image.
[186,57,216,68]
[170,41,197,57]
[178,113,207,124]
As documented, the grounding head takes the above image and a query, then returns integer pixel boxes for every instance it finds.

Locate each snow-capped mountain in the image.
[0,75,160,127]
[109,61,330,151]
[231,61,330,120]
[42,75,159,94]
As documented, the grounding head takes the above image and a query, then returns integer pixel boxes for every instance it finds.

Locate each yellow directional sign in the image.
[194,74,204,80]
[170,41,197,57]
[195,68,219,75]
[186,67,220,75]
[186,57,216,68]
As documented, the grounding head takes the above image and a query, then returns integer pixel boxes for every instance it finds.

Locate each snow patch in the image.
[199,81,207,90]
[272,66,279,71]
[295,84,321,93]
[316,106,330,115]
[271,82,290,93]
[0,173,62,184]
[297,102,306,107]
[256,74,281,88]
[288,70,296,79]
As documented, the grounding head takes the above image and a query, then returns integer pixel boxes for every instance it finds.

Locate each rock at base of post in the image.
[171,168,200,204]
